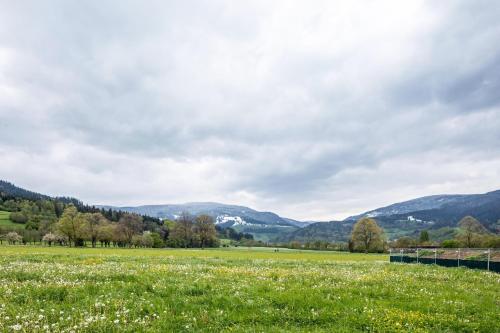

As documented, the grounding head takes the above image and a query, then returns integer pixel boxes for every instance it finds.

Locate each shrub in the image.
[10,212,28,224]
[441,239,461,248]
[480,235,500,248]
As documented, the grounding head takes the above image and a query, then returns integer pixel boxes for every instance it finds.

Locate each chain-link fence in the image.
[389,248,500,273]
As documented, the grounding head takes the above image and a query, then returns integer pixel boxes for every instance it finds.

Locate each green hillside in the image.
[0,210,25,229]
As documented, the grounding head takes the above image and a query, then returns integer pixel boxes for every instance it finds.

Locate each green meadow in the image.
[0,211,23,230]
[0,246,498,332]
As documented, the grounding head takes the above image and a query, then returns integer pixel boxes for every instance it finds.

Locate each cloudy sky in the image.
[1,1,499,220]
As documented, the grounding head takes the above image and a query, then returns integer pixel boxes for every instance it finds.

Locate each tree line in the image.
[348,215,500,252]
[390,215,500,249]
[0,197,220,248]
[2,193,498,250]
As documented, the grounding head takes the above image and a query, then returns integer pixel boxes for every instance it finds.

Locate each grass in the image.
[0,246,498,332]
[0,211,24,229]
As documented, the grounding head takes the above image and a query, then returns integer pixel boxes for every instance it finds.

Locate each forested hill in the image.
[0,180,162,230]
[343,190,500,233]
[0,180,51,201]
[0,180,81,206]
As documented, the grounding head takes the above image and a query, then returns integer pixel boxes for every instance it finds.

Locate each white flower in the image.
[114,319,120,324]
[11,324,22,331]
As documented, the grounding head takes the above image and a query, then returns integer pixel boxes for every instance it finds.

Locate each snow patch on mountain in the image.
[216,215,253,226]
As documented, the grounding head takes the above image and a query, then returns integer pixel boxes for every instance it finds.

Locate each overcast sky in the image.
[1,1,499,220]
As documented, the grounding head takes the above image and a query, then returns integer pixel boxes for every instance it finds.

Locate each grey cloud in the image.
[1,1,500,220]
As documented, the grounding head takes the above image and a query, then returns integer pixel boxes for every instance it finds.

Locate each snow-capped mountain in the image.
[98,202,311,229]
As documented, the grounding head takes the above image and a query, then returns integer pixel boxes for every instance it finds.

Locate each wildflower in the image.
[11,324,22,331]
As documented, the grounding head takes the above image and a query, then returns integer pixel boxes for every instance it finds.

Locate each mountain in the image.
[344,190,500,235]
[98,202,312,241]
[345,191,500,222]
[3,179,499,243]
[277,189,500,243]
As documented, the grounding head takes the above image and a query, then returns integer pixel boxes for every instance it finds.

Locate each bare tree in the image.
[118,213,143,247]
[84,213,107,248]
[171,212,194,248]
[97,221,115,247]
[194,214,217,248]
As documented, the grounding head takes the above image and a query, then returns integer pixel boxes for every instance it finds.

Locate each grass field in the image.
[0,246,498,332]
[0,211,24,229]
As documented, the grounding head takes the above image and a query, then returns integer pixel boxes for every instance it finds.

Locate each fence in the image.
[389,248,500,273]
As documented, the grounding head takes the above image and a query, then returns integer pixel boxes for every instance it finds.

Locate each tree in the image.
[132,234,144,248]
[194,214,218,248]
[480,235,500,248]
[393,236,416,248]
[150,232,164,248]
[419,230,430,244]
[442,239,461,248]
[457,216,487,248]
[141,231,154,248]
[57,205,87,247]
[6,232,22,244]
[117,213,143,247]
[38,218,56,235]
[84,213,107,248]
[159,219,175,243]
[42,232,57,246]
[350,218,384,253]
[10,212,28,224]
[97,221,115,247]
[170,212,194,248]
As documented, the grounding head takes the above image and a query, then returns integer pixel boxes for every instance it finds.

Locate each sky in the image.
[1,1,500,221]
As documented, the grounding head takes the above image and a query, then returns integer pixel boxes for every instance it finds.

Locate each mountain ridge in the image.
[96,202,312,241]
[2,179,499,242]
[279,189,500,243]
[345,190,500,221]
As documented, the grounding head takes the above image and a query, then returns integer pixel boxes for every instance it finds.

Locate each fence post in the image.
[416,248,419,264]
[434,249,437,265]
[457,248,460,267]
[400,249,403,263]
[487,249,490,271]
